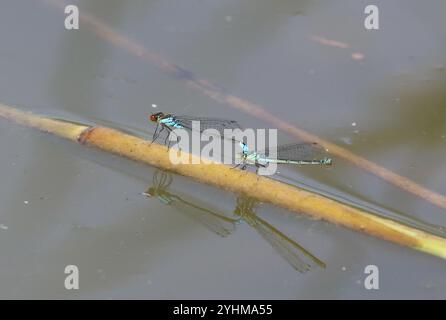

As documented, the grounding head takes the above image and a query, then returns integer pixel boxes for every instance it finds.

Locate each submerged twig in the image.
[1,102,446,260]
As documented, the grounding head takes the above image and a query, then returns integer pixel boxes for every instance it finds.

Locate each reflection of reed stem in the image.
[42,0,446,212]
[2,102,446,260]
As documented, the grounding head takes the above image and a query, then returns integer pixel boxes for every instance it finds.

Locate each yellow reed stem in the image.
[1,102,446,260]
[42,0,446,212]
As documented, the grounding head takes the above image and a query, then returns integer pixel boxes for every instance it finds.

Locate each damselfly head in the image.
[149,112,164,123]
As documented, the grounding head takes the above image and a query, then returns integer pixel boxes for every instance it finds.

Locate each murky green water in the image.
[1,0,446,299]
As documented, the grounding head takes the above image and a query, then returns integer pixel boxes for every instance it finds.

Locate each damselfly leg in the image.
[164,126,181,150]
[151,122,160,144]
[152,125,166,145]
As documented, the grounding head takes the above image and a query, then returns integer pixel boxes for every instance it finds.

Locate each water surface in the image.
[0,0,446,299]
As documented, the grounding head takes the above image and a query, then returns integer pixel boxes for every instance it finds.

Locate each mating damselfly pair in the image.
[149,112,333,172]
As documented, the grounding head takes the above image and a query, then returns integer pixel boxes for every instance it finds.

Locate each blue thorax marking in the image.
[240,142,250,155]
[160,116,184,129]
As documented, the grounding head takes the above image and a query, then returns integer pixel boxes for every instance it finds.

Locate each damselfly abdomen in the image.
[236,142,332,173]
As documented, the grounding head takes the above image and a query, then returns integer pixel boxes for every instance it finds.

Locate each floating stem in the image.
[1,102,446,260]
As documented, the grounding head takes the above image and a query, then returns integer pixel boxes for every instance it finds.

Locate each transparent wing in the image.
[169,194,238,237]
[262,142,327,161]
[244,214,325,273]
[149,170,237,237]
[173,116,243,136]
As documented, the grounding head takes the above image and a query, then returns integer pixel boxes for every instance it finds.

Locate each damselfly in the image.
[234,196,325,272]
[235,142,332,173]
[143,170,238,237]
[149,112,242,145]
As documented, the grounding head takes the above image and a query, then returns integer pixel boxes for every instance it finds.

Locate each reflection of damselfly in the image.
[143,170,238,237]
[144,170,324,272]
[149,112,242,145]
[234,196,325,273]
[235,142,332,173]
